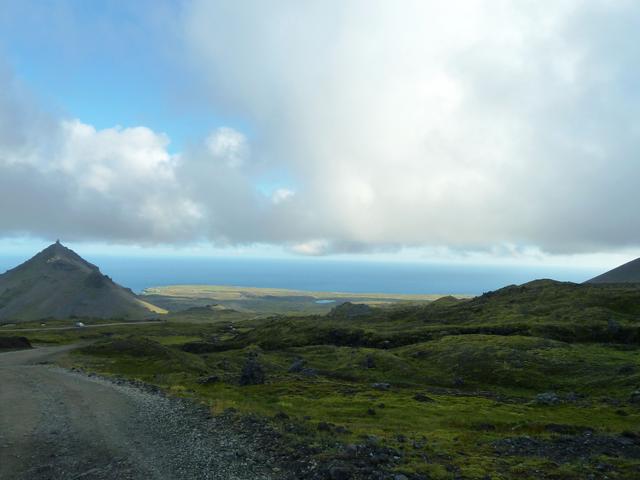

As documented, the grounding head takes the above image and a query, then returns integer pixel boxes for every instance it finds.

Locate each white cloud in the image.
[271,188,294,204]
[2,1,640,258]
[0,72,203,244]
[181,0,640,254]
[290,239,330,256]
[205,127,248,168]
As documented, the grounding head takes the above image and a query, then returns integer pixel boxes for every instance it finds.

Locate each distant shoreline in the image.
[141,284,475,301]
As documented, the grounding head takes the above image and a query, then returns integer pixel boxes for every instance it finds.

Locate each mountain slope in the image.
[0,241,166,322]
[586,257,640,284]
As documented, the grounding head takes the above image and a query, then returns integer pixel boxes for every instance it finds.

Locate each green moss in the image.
[51,281,640,478]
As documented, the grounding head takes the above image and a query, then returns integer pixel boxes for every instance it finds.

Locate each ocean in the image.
[0,255,601,295]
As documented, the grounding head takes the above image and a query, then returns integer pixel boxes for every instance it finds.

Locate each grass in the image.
[33,279,640,479]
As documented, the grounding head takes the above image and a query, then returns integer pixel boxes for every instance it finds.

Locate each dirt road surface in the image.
[0,345,283,480]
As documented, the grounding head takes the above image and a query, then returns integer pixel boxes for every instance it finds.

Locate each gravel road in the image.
[0,345,286,480]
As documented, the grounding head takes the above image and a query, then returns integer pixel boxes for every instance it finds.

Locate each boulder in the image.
[414,393,435,403]
[535,392,560,405]
[196,375,220,385]
[239,354,266,386]
[0,336,32,350]
[372,382,391,391]
[362,354,376,369]
[328,464,353,480]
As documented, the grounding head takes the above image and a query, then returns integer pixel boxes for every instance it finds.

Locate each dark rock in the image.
[288,357,306,373]
[608,318,621,335]
[367,408,376,416]
[318,422,332,432]
[343,444,358,458]
[274,412,290,421]
[182,342,221,354]
[362,354,376,369]
[630,390,640,404]
[372,382,390,391]
[328,464,353,480]
[365,435,380,445]
[0,336,32,350]
[535,392,560,405]
[453,377,465,387]
[239,354,266,386]
[196,375,219,385]
[476,423,496,431]
[414,393,435,403]
[618,364,636,375]
[545,423,579,434]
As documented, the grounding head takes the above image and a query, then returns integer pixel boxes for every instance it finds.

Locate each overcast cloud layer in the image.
[1,1,640,255]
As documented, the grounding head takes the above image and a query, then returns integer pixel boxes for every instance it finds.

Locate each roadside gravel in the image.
[0,346,287,480]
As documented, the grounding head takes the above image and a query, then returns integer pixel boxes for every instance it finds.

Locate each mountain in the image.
[0,241,166,322]
[586,257,640,284]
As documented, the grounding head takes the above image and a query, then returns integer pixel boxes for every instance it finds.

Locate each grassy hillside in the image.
[36,279,640,479]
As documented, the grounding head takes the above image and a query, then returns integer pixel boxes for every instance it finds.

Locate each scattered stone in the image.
[318,422,332,432]
[476,423,496,431]
[288,357,306,373]
[493,433,640,462]
[239,354,266,386]
[328,464,353,480]
[618,364,636,375]
[362,355,376,369]
[608,318,621,335]
[414,393,435,403]
[195,375,219,385]
[365,435,380,445]
[288,357,318,377]
[274,411,290,421]
[535,392,560,405]
[343,444,358,458]
[372,383,390,391]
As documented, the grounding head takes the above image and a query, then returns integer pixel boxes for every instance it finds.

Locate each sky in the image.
[0,0,639,270]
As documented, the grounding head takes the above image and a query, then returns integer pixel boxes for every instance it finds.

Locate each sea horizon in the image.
[0,254,602,295]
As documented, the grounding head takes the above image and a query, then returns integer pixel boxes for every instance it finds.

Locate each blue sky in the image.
[1,1,224,152]
[1,1,639,270]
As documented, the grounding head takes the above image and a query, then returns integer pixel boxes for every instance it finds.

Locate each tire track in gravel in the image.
[0,345,285,480]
